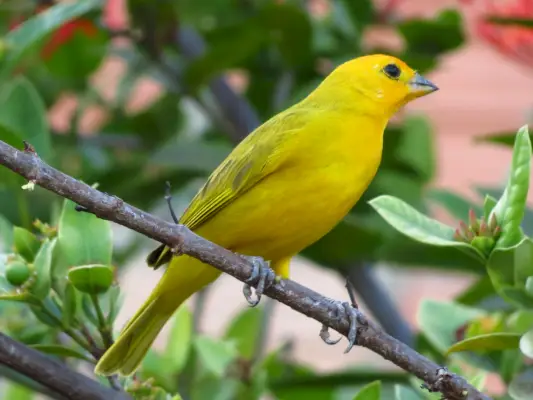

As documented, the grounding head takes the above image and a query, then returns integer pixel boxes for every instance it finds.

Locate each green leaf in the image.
[446,333,521,355]
[0,292,39,305]
[483,195,498,220]
[31,344,93,363]
[54,198,112,293]
[352,380,381,400]
[485,16,533,28]
[62,282,78,326]
[190,375,240,400]
[44,27,107,83]
[339,0,375,36]
[186,22,265,90]
[369,195,484,261]
[0,215,13,252]
[519,329,533,358]
[13,227,41,263]
[417,300,485,354]
[396,116,435,182]
[164,303,192,375]
[475,130,531,147]
[224,306,263,360]
[526,276,533,297]
[0,0,103,77]
[492,126,532,248]
[4,382,34,400]
[259,3,312,66]
[30,239,56,300]
[454,276,496,306]
[68,265,114,295]
[394,385,421,400]
[509,368,533,400]
[193,336,238,378]
[399,9,464,57]
[507,310,533,334]
[486,237,533,307]
[427,189,483,222]
[0,76,51,159]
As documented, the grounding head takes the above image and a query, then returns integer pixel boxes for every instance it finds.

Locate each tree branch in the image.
[0,332,130,400]
[0,139,491,400]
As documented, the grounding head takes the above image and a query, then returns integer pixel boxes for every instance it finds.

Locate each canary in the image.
[95,54,437,376]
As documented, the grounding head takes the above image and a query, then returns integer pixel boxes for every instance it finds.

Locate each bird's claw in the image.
[242,256,276,307]
[319,301,361,353]
[319,324,342,345]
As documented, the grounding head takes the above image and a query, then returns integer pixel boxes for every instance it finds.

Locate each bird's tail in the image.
[94,255,221,376]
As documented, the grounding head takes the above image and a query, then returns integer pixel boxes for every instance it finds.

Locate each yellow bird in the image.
[95,54,437,376]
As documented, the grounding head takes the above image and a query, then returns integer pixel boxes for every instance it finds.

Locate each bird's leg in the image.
[165,181,180,224]
[319,280,362,353]
[241,256,276,307]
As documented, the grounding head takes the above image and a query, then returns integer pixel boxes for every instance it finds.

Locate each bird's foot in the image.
[241,256,276,307]
[319,301,362,353]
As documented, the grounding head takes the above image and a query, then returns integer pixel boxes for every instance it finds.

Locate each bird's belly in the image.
[196,160,379,261]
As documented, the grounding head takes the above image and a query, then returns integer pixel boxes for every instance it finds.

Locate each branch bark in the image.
[0,332,130,400]
[0,139,492,400]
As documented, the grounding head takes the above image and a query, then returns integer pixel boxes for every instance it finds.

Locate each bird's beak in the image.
[408,72,438,96]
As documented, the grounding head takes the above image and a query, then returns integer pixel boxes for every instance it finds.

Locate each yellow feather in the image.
[95,54,437,376]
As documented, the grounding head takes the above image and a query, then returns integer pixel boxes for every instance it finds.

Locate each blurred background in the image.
[1,0,533,399]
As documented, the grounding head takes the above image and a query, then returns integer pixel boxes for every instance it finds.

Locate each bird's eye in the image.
[383,63,401,79]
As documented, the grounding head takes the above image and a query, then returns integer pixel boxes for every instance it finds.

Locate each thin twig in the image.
[0,139,492,400]
[0,332,130,400]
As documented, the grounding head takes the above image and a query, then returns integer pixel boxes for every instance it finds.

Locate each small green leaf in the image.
[31,344,93,363]
[106,285,122,325]
[164,303,192,375]
[526,277,533,297]
[446,333,521,355]
[224,306,263,360]
[190,375,240,400]
[62,282,78,326]
[0,292,39,305]
[509,368,533,400]
[417,300,485,354]
[369,195,484,260]
[4,382,33,400]
[0,215,13,252]
[0,77,51,159]
[30,239,56,300]
[486,237,533,307]
[353,380,381,400]
[396,116,435,183]
[454,276,496,306]
[394,385,421,400]
[68,265,114,295]
[13,227,41,263]
[485,16,533,28]
[193,335,238,378]
[507,310,533,334]
[483,195,498,219]
[54,198,112,293]
[492,125,532,248]
[0,0,103,77]
[519,329,533,358]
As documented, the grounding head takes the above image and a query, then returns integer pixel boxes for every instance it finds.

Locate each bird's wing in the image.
[147,108,308,268]
[182,109,305,229]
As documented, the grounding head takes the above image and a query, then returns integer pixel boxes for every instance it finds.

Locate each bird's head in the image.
[314,54,438,118]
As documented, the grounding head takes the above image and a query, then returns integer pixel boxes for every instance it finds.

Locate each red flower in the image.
[467,0,533,68]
